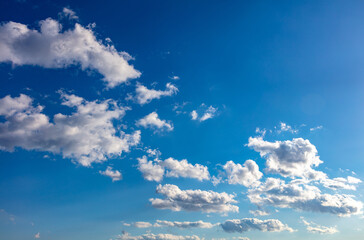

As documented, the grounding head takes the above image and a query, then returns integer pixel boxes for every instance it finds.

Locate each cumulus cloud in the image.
[191,105,218,122]
[0,93,140,166]
[248,177,363,217]
[0,12,140,88]
[60,7,78,20]
[99,166,122,181]
[301,217,338,234]
[221,218,295,233]
[223,160,263,187]
[137,156,210,182]
[118,232,201,240]
[135,83,178,105]
[248,137,327,180]
[155,220,215,229]
[137,156,165,182]
[136,112,173,132]
[150,184,238,213]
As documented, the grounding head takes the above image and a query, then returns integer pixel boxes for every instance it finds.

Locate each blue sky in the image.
[0,0,364,239]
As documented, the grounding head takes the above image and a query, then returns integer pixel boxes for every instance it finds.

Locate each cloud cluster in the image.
[0,14,140,87]
[135,83,178,105]
[99,166,122,181]
[276,122,298,134]
[221,218,295,233]
[0,93,140,166]
[301,217,338,234]
[223,160,262,187]
[136,112,173,132]
[248,137,326,179]
[137,156,210,182]
[248,177,363,217]
[150,184,238,213]
[118,232,201,240]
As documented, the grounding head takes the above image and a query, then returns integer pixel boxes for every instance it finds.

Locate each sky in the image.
[0,0,364,239]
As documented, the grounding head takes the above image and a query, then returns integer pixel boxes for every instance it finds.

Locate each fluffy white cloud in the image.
[136,112,173,132]
[0,93,140,166]
[191,105,218,122]
[0,13,140,88]
[248,137,327,179]
[155,220,215,229]
[223,160,262,187]
[301,217,338,234]
[118,232,201,240]
[135,83,178,105]
[137,156,165,182]
[99,166,122,181]
[137,156,210,182]
[150,184,238,213]
[221,218,295,233]
[321,176,362,190]
[248,177,363,217]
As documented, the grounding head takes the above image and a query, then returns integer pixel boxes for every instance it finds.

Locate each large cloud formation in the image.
[248,137,326,179]
[248,177,363,217]
[137,156,210,182]
[150,184,238,213]
[0,93,140,166]
[221,218,295,233]
[0,11,140,87]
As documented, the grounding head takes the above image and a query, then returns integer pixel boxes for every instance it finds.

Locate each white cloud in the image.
[169,76,180,80]
[310,125,323,132]
[321,176,362,190]
[118,232,201,240]
[60,7,78,20]
[221,218,295,233]
[150,184,238,213]
[136,112,173,132]
[155,220,215,229]
[249,209,270,216]
[99,166,122,181]
[135,83,178,105]
[133,222,153,228]
[0,93,140,166]
[137,156,210,182]
[34,232,40,239]
[248,177,363,217]
[276,122,298,134]
[301,217,338,234]
[191,110,198,120]
[200,106,217,121]
[248,137,327,179]
[0,13,140,88]
[223,160,263,187]
[137,156,165,182]
[191,105,218,122]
